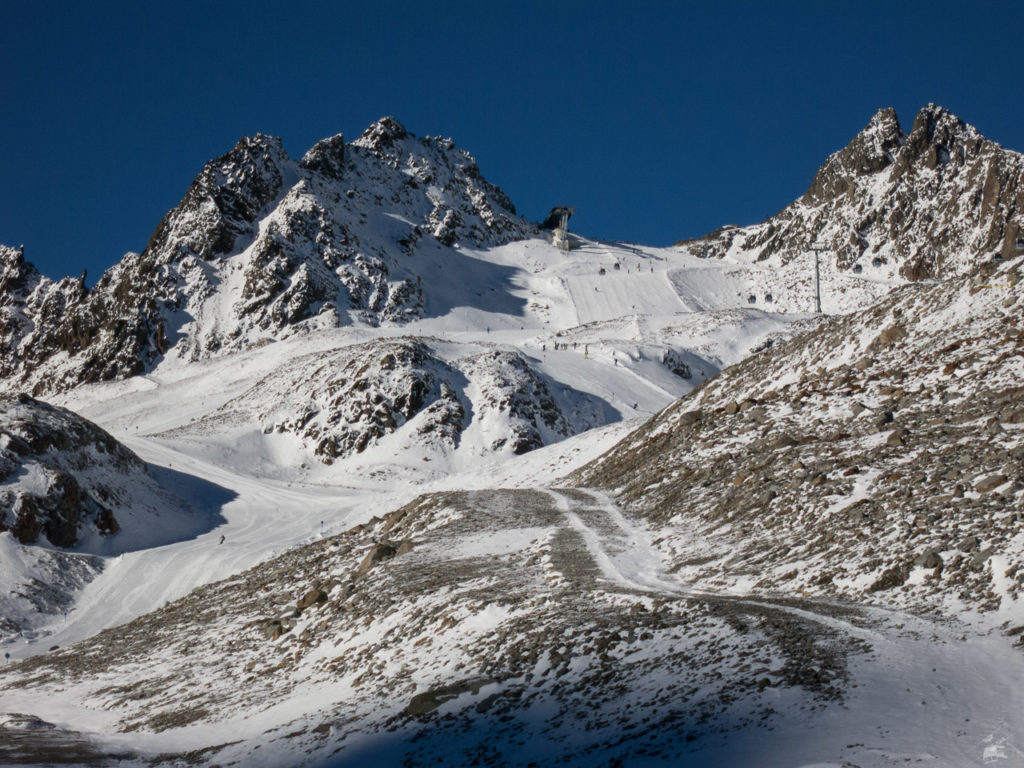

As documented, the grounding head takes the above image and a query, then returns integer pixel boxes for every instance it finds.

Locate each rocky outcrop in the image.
[460,349,584,454]
[0,395,138,547]
[0,394,204,551]
[680,104,1024,281]
[161,338,607,467]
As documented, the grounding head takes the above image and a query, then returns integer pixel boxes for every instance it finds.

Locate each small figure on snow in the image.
[219,534,225,545]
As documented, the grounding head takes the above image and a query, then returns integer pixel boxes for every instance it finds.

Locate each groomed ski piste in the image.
[3,234,1023,768]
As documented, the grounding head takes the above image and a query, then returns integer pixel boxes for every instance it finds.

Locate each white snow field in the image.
[3,234,1022,767]
[14,236,769,652]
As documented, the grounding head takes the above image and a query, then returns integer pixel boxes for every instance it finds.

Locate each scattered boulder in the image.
[770,432,800,450]
[974,474,1008,494]
[1000,406,1024,424]
[913,549,943,570]
[357,540,400,576]
[872,324,908,351]
[745,406,768,424]
[403,678,495,717]
[957,535,981,553]
[971,548,994,570]
[885,428,909,447]
[873,410,895,429]
[259,619,289,641]
[868,564,909,592]
[677,409,703,427]
[296,586,329,612]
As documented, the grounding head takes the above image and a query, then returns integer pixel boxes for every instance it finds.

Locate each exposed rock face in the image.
[0,394,209,553]
[576,255,1024,618]
[145,134,289,264]
[0,118,534,397]
[252,339,468,462]
[0,395,139,547]
[680,104,1024,281]
[460,349,583,454]
[160,338,607,466]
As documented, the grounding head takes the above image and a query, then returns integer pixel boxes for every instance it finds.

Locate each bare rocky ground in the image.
[577,257,1024,630]
[0,488,878,767]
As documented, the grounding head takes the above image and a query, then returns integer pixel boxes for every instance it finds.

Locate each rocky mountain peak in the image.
[0,245,38,294]
[0,118,533,397]
[354,116,409,152]
[299,133,345,179]
[683,104,1024,285]
[142,132,291,264]
[803,107,904,204]
[895,102,981,174]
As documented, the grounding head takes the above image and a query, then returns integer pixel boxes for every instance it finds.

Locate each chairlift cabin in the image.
[747,295,757,304]
[541,206,575,253]
[764,293,773,303]
[598,267,606,275]
[993,253,1004,262]
[871,257,883,268]
[1016,236,1024,250]
[613,262,621,270]
[853,263,863,274]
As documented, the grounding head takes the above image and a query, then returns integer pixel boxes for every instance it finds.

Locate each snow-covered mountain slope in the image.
[0,118,534,396]
[0,228,804,660]
[5,482,1024,767]
[4,106,1024,767]
[577,252,1024,629]
[677,104,1024,313]
[30,232,802,486]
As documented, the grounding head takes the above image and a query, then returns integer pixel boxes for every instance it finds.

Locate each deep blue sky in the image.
[3,0,1023,281]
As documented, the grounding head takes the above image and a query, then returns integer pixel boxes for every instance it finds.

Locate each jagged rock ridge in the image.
[680,104,1024,281]
[0,119,534,396]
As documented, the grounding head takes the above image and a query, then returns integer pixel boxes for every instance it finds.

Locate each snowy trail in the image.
[546,488,680,595]
[543,487,1024,768]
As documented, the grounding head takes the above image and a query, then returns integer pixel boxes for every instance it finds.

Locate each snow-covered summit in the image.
[0,118,535,396]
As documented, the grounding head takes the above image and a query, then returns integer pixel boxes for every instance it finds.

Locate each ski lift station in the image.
[541,206,575,252]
